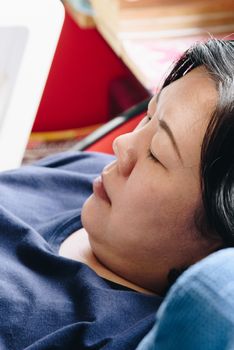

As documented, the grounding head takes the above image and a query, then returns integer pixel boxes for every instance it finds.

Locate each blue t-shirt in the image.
[0,151,162,350]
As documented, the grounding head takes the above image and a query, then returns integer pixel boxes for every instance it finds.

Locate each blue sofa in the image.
[136,248,234,350]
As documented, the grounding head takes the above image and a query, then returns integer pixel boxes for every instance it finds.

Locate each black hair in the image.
[162,39,234,246]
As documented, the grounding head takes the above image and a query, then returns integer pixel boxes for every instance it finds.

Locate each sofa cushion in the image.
[136,248,234,350]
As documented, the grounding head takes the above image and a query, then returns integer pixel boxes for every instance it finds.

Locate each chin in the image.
[81,194,93,229]
[81,194,104,238]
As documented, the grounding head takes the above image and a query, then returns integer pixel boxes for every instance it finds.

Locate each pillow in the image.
[136,248,234,350]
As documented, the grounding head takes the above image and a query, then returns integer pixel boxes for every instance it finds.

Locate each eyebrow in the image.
[158,119,183,162]
[154,91,183,162]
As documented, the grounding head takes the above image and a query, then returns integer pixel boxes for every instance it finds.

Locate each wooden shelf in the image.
[90,0,234,91]
[62,0,95,28]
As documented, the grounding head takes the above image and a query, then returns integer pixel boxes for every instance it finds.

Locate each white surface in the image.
[0,0,65,171]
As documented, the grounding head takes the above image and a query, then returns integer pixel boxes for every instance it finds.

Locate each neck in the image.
[59,228,156,295]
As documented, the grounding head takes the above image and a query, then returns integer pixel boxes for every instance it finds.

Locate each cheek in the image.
[110,181,170,234]
[112,172,200,234]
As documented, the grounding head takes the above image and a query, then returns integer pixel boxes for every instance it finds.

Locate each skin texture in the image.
[64,67,222,295]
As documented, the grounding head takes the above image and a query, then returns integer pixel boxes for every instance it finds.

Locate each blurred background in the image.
[23,0,234,163]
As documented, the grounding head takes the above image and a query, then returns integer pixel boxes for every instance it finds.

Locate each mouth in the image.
[93,174,111,205]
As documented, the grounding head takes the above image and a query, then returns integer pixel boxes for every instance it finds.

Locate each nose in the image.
[112,133,137,177]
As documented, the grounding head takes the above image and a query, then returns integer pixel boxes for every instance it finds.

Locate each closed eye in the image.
[147,149,158,163]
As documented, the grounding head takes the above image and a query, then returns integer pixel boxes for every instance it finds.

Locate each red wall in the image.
[33,11,149,132]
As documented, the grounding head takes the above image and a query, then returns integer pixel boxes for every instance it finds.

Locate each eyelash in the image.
[147,149,158,163]
[144,116,159,163]
[136,113,160,165]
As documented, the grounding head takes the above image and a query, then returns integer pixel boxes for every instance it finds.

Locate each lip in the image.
[93,174,111,204]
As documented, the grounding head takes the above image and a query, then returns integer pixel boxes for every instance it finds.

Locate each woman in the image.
[0,39,233,349]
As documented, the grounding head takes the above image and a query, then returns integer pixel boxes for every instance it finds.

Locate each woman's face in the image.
[82,67,219,294]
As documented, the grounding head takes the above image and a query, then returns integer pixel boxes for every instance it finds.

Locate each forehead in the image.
[149,67,217,167]
[149,67,216,113]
